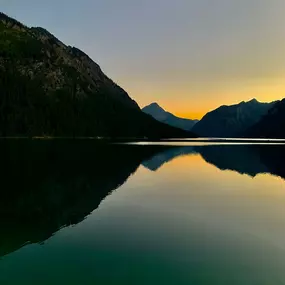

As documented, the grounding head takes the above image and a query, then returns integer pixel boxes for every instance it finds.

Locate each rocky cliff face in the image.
[0,12,192,138]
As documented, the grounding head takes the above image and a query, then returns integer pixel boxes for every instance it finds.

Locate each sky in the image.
[2,0,285,119]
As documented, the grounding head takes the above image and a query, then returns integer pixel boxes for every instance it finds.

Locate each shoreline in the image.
[0,137,285,144]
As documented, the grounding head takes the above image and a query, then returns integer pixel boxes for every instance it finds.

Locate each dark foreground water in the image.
[1,140,285,285]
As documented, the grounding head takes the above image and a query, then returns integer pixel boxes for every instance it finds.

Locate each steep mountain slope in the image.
[0,12,193,138]
[245,99,285,138]
[142,103,199,131]
[192,99,276,138]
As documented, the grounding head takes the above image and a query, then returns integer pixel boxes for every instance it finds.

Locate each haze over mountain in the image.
[0,12,193,139]
[245,99,285,138]
[192,99,277,138]
[142,103,199,131]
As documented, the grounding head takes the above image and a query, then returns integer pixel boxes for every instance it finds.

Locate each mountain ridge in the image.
[0,12,194,139]
[245,99,285,138]
[192,99,277,138]
[142,102,199,131]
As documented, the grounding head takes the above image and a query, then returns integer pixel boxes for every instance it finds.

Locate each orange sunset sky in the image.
[2,0,285,120]
[124,77,285,119]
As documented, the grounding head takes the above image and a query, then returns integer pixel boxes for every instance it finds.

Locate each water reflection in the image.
[1,140,285,285]
[143,144,285,180]
[0,140,159,257]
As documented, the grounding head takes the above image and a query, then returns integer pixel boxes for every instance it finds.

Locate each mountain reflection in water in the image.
[143,144,285,179]
[0,140,285,259]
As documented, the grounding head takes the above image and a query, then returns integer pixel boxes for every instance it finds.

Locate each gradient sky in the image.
[2,0,285,119]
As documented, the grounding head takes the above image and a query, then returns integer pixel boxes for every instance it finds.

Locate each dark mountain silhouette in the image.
[142,146,197,171]
[142,144,285,180]
[257,145,285,179]
[0,12,192,139]
[245,99,285,138]
[142,103,199,131]
[192,99,276,138]
[197,145,269,176]
[0,140,171,258]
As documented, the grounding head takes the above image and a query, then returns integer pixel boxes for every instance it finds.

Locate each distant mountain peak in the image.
[192,99,276,138]
[239,99,259,106]
[245,98,285,138]
[150,102,160,107]
[142,102,199,131]
[146,102,165,111]
[248,98,259,104]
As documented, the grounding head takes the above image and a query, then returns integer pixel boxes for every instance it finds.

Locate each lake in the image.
[0,140,285,284]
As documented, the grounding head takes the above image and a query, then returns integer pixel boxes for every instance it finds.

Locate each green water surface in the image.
[0,140,285,284]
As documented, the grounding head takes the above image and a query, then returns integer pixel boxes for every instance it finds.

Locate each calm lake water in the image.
[1,140,285,284]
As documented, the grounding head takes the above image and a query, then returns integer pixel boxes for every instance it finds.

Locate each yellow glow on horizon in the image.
[133,77,285,120]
